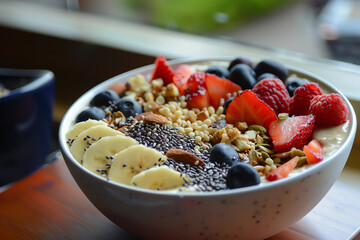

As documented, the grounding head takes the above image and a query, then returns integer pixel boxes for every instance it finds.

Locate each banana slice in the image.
[70,125,123,163]
[82,135,139,176]
[65,119,106,145]
[108,145,167,185]
[130,166,191,190]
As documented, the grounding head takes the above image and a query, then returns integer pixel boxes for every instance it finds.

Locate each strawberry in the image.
[269,115,315,153]
[309,94,349,127]
[150,56,174,85]
[173,64,195,95]
[186,72,207,94]
[225,90,277,130]
[265,156,299,181]
[205,74,242,109]
[186,87,210,109]
[252,78,290,115]
[289,83,323,116]
[304,139,323,164]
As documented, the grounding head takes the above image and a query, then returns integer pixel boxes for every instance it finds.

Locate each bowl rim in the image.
[0,68,54,103]
[59,56,357,198]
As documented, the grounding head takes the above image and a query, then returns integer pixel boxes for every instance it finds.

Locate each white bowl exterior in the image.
[59,57,357,240]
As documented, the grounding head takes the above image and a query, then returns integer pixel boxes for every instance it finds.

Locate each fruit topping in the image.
[228,56,254,71]
[289,82,323,116]
[256,73,277,82]
[75,107,106,123]
[229,64,257,89]
[254,59,289,82]
[186,87,210,109]
[304,139,323,164]
[115,98,143,117]
[265,156,299,181]
[205,66,230,79]
[252,78,290,115]
[226,90,277,130]
[150,56,174,85]
[286,78,309,97]
[226,163,260,189]
[172,64,195,95]
[90,90,120,108]
[223,96,235,113]
[269,115,315,153]
[205,74,241,109]
[309,93,349,127]
[186,72,207,94]
[209,143,241,166]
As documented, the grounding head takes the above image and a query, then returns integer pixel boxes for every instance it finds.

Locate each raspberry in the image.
[289,83,323,116]
[309,94,349,127]
[252,78,290,115]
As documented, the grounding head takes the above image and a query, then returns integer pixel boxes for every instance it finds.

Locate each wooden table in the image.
[1,153,359,240]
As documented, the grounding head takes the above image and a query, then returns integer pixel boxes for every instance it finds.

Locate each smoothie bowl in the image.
[59,56,356,240]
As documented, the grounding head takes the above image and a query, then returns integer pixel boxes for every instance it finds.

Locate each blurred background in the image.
[0,0,359,168]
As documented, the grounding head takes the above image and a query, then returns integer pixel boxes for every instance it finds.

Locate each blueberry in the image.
[115,98,143,117]
[228,57,254,71]
[75,107,106,123]
[205,66,230,79]
[229,64,257,89]
[286,78,310,97]
[90,90,120,108]
[254,59,289,82]
[226,163,260,189]
[223,96,234,113]
[256,73,277,82]
[210,143,240,166]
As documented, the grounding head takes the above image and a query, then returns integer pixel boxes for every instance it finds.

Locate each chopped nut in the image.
[196,110,209,121]
[237,122,248,131]
[144,101,159,112]
[164,83,180,97]
[151,79,164,92]
[166,148,204,166]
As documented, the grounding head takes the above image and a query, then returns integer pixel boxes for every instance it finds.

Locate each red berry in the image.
[252,78,290,115]
[186,72,207,94]
[186,87,210,109]
[226,90,277,130]
[269,115,315,153]
[150,56,174,85]
[172,64,195,95]
[304,139,323,164]
[289,83,323,116]
[205,74,242,109]
[265,156,299,181]
[309,94,349,127]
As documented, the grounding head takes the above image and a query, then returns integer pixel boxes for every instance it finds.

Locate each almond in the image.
[166,148,204,167]
[108,82,126,95]
[135,112,168,125]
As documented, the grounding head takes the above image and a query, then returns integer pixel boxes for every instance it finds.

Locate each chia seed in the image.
[125,122,230,192]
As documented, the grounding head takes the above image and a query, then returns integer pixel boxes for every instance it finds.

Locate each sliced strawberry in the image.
[304,139,323,164]
[186,72,207,94]
[186,87,210,109]
[265,156,299,181]
[269,115,315,153]
[173,64,195,95]
[205,74,242,109]
[150,56,174,85]
[225,90,277,130]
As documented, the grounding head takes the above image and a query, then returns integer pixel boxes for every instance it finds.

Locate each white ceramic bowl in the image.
[59,57,357,240]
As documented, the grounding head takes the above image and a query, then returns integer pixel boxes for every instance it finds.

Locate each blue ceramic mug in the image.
[0,69,55,186]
